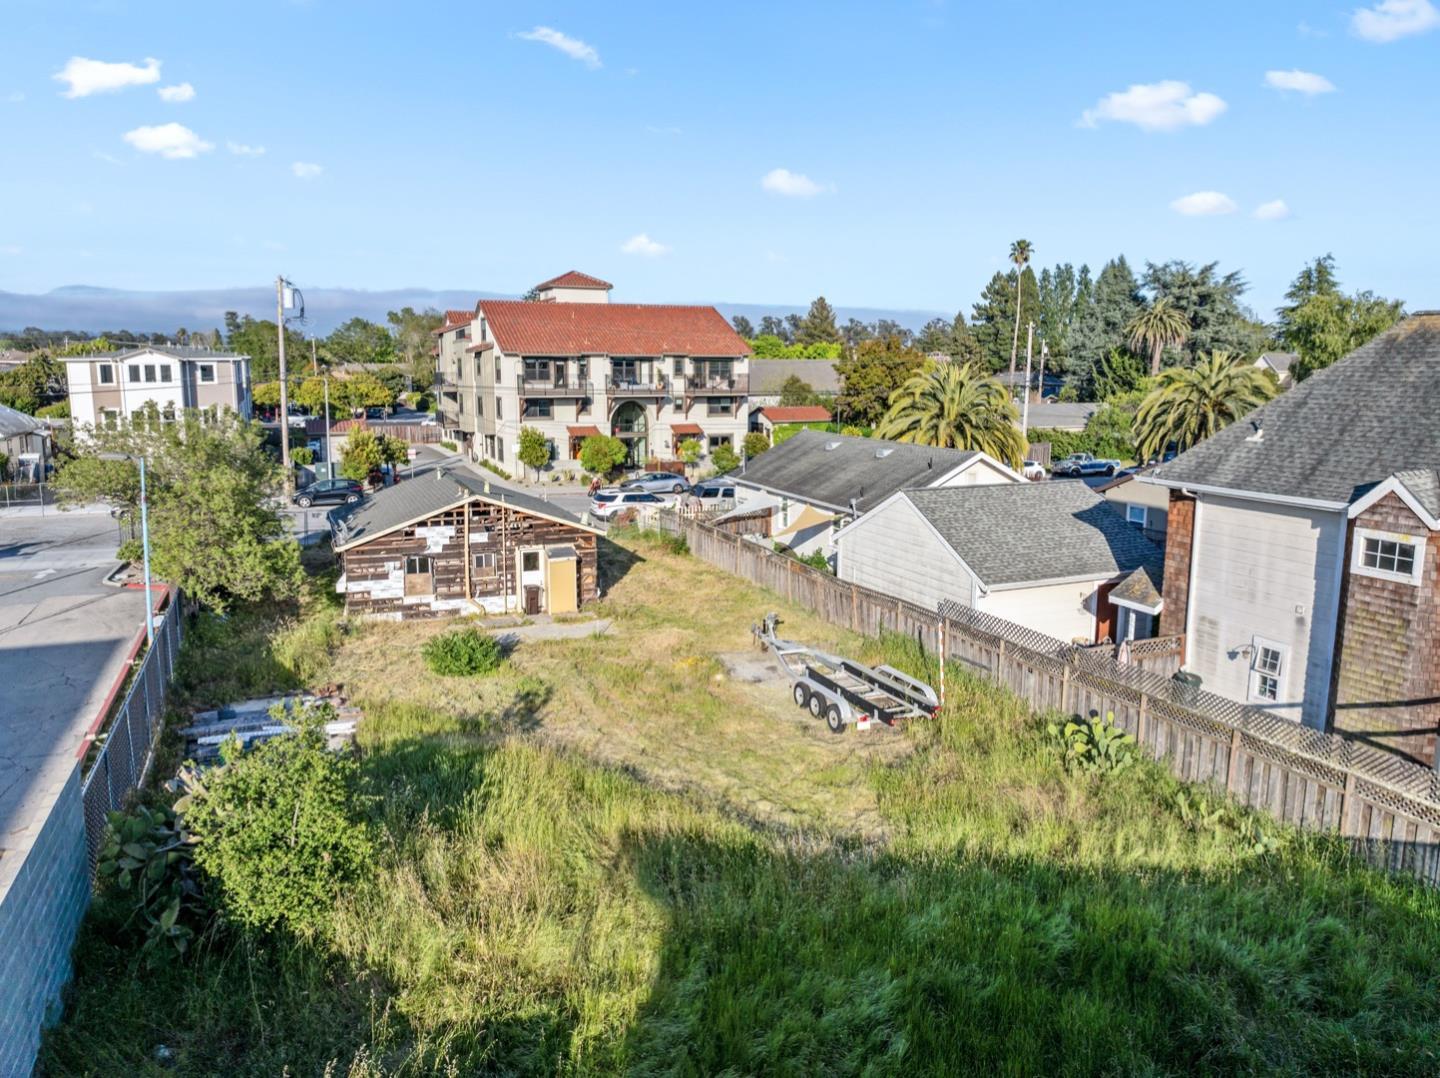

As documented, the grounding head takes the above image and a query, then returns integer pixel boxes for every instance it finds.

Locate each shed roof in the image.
[0,402,44,439]
[329,468,599,551]
[760,405,832,423]
[1147,312,1440,509]
[735,429,983,513]
[900,481,1164,588]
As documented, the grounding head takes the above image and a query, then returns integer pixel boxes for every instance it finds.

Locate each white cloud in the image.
[516,26,601,68]
[1351,0,1439,41]
[54,56,161,98]
[92,149,123,165]
[620,233,669,257]
[122,123,213,159]
[761,167,827,197]
[227,141,266,156]
[1264,69,1336,95]
[291,161,323,179]
[1170,191,1238,216]
[157,82,195,103]
[1079,80,1227,132]
[1253,199,1291,221]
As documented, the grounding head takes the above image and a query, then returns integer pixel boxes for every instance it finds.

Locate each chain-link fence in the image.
[78,588,183,865]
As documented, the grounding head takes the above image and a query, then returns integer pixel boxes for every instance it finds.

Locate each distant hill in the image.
[0,285,945,338]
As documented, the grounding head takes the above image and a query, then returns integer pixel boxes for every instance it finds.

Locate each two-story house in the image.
[60,345,252,429]
[1143,312,1440,765]
[440,271,751,472]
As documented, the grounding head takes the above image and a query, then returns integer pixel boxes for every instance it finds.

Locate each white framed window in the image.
[159,364,173,382]
[198,364,216,383]
[1248,637,1286,703]
[143,364,157,382]
[1125,504,1147,528]
[1353,527,1424,585]
[128,365,142,383]
[98,363,115,385]
[473,552,497,577]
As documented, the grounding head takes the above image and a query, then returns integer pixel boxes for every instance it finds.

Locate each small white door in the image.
[517,547,545,614]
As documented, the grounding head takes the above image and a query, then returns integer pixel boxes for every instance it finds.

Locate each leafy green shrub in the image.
[422,627,503,676]
[181,704,374,936]
[36,400,70,419]
[96,803,206,963]
[478,458,512,481]
[742,432,770,459]
[290,445,314,465]
[1046,711,1137,774]
[711,444,741,474]
[440,439,458,451]
[579,434,627,477]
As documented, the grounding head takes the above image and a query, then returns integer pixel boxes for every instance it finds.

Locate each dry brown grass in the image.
[328,534,913,838]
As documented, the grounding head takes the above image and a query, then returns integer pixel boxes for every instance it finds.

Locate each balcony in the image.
[517,376,592,398]
[684,374,749,396]
[606,374,668,396]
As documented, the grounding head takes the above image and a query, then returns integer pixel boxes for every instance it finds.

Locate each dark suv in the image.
[292,478,364,508]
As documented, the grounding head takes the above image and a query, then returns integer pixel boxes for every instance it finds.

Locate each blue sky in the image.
[1,0,1437,318]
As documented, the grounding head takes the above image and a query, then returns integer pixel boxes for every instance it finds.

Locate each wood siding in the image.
[340,499,598,619]
[835,496,974,611]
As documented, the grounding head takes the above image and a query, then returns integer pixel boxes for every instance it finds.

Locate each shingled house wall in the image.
[1159,491,1195,640]
[1330,492,1440,766]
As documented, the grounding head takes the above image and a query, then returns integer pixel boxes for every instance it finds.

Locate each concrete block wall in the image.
[0,763,90,1077]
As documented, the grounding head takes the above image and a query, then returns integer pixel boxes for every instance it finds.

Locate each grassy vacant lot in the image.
[43,534,1440,1075]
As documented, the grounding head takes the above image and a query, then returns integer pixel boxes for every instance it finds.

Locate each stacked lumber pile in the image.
[179,693,362,761]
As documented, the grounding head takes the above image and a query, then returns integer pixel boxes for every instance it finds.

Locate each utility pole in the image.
[1020,321,1034,440]
[324,374,334,478]
[311,336,318,375]
[276,276,292,489]
[1037,338,1048,406]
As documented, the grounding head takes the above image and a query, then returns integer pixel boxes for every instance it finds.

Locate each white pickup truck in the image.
[1050,452,1122,478]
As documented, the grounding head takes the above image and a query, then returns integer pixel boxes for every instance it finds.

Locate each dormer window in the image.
[1354,527,1424,585]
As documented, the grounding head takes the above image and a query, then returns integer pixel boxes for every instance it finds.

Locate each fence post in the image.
[1340,769,1358,837]
[996,638,1007,681]
[1137,690,1149,745]
[1226,727,1242,796]
[1060,665,1072,715]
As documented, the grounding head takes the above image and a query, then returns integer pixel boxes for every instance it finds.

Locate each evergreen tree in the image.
[757,315,790,341]
[1037,264,1078,368]
[797,296,841,344]
[1277,255,1404,381]
[1143,261,1265,363]
[840,318,874,349]
[730,315,756,338]
[971,268,1039,373]
[1066,256,1143,398]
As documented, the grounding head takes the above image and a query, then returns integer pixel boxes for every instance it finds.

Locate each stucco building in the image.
[60,346,252,430]
[436,271,751,472]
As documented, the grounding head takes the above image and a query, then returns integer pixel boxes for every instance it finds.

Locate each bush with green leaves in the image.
[36,400,70,419]
[579,434,627,477]
[518,425,552,480]
[290,445,314,466]
[422,626,504,676]
[1046,710,1136,774]
[95,803,206,964]
[180,704,374,936]
[742,432,770,459]
[711,444,741,474]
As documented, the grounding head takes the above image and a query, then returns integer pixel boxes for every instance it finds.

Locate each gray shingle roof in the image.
[736,429,983,513]
[1110,565,1163,609]
[902,481,1164,587]
[1147,313,1440,508]
[1025,402,1099,432]
[749,359,841,395]
[1256,351,1298,375]
[330,468,596,550]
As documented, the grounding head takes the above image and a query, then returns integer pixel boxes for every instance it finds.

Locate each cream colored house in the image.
[61,346,252,430]
[440,271,752,473]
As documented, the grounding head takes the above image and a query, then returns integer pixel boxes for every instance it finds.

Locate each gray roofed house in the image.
[0,402,49,480]
[1141,312,1440,760]
[1254,351,1299,383]
[747,359,841,404]
[833,479,1164,643]
[1024,402,1099,432]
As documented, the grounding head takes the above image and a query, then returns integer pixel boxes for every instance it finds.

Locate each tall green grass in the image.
[42,543,1440,1075]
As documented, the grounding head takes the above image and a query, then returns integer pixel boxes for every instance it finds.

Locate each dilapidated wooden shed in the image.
[329,469,602,619]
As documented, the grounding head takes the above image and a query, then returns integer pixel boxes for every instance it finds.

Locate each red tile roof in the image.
[760,405,833,423]
[434,309,474,334]
[476,300,751,357]
[567,424,603,438]
[535,270,613,291]
[465,340,495,353]
[670,423,703,435]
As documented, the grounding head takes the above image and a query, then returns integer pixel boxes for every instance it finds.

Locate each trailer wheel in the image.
[808,693,825,719]
[825,705,845,734]
[792,683,809,709]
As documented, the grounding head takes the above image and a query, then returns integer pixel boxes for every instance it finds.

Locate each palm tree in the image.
[1133,350,1278,461]
[1007,239,1033,390]
[875,361,1026,467]
[1126,297,1190,377]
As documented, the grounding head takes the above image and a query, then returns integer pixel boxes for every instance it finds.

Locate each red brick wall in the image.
[1159,491,1195,639]
[1331,493,1440,766]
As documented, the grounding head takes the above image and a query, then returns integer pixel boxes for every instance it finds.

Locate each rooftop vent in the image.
[874,448,894,459]
[825,440,842,451]
[1244,419,1264,444]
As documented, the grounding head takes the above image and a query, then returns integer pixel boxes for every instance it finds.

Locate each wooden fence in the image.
[659,515,1440,886]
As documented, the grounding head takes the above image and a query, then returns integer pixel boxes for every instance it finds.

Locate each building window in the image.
[101,408,119,429]
[522,550,541,573]
[1354,529,1423,584]
[1125,504,1147,528]
[496,437,504,462]
[545,439,557,462]
[98,363,115,385]
[672,357,683,377]
[709,433,731,450]
[128,365,142,383]
[458,396,464,414]
[523,358,551,382]
[143,364,156,382]
[477,396,484,417]
[524,399,552,418]
[496,398,503,420]
[159,364,172,381]
[495,358,502,382]
[403,555,433,597]
[1248,638,1285,703]
[707,397,733,416]
[198,364,215,383]
[473,552,497,577]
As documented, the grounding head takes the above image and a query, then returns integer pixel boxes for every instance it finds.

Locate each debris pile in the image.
[179,693,361,761]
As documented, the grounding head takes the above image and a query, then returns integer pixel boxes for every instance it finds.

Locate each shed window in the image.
[403,555,433,596]
[1125,504,1146,527]
[473,552,497,577]
[1248,639,1285,703]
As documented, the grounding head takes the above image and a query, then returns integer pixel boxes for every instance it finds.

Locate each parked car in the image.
[621,470,691,494]
[1051,453,1121,478]
[590,488,667,519]
[691,480,737,501]
[1021,460,1047,481]
[292,477,364,509]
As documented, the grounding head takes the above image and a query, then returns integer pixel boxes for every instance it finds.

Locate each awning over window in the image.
[671,423,703,435]
[567,425,603,438]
